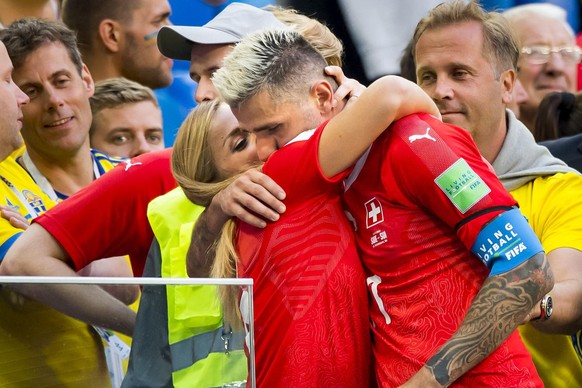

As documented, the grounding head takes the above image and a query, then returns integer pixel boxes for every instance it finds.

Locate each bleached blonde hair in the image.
[212,28,332,109]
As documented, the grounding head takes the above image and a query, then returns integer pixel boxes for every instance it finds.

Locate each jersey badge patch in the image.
[434,158,490,213]
[370,230,388,248]
[23,190,47,215]
[365,197,384,228]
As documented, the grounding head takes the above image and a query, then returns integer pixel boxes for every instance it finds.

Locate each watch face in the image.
[546,296,553,318]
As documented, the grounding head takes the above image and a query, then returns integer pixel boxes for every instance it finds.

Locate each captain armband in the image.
[470,208,544,276]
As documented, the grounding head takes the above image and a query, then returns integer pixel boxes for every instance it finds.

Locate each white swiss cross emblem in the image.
[365,197,384,228]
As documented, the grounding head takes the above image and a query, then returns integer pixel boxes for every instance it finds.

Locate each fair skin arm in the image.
[77,258,139,305]
[0,223,136,336]
[318,75,441,177]
[523,248,582,334]
[402,253,553,387]
[0,206,139,305]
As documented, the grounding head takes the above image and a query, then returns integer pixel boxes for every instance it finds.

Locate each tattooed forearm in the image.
[186,209,222,278]
[426,252,554,386]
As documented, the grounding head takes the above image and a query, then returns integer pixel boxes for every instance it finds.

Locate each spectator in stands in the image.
[0,18,137,385]
[90,77,164,158]
[503,3,580,131]
[61,0,172,90]
[0,34,114,387]
[413,1,582,385]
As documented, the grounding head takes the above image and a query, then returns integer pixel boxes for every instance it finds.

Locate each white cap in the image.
[157,2,286,60]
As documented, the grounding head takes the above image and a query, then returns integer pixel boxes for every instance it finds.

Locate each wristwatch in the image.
[532,294,553,321]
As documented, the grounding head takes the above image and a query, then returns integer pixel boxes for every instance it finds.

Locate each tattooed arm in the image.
[402,252,554,387]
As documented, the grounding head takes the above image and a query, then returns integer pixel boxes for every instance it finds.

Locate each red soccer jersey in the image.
[34,148,177,277]
[236,125,371,387]
[343,113,541,387]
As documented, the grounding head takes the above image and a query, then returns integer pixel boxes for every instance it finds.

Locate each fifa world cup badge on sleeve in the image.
[434,158,491,214]
[471,208,544,275]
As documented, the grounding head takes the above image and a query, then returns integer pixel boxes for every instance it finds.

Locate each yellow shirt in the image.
[0,155,111,387]
[0,156,56,256]
[512,172,582,387]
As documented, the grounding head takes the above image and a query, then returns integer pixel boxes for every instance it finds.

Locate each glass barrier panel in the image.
[0,276,255,388]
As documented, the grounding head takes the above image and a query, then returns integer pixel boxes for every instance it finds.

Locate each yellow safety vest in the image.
[147,187,247,387]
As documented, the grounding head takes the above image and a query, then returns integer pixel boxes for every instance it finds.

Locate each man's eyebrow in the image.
[18,69,69,88]
[249,123,279,134]
[107,128,132,134]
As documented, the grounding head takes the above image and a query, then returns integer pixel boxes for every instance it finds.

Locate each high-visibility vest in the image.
[147,187,247,387]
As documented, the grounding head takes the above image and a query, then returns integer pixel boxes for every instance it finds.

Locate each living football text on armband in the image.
[471,208,544,276]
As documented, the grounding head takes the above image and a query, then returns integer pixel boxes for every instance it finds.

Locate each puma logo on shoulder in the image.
[124,161,143,171]
[408,127,436,143]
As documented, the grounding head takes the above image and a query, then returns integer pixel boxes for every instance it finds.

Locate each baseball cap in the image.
[157,2,287,60]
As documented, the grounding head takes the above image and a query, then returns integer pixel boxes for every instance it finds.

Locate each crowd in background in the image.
[0,0,580,387]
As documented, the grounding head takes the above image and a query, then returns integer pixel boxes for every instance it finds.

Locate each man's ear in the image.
[98,19,123,53]
[500,68,515,105]
[81,64,95,98]
[311,80,335,114]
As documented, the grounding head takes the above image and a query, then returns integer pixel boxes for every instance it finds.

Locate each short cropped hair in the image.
[412,0,519,77]
[61,0,138,55]
[0,18,83,75]
[90,77,158,113]
[89,77,159,134]
[212,28,331,108]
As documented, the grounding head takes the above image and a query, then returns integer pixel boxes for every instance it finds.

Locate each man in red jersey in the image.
[209,26,552,387]
[209,27,440,387]
[343,112,548,386]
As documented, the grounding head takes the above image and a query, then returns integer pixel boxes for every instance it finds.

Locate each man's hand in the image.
[213,168,286,228]
[400,366,443,388]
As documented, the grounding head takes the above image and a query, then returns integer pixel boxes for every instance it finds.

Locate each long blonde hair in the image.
[171,100,241,325]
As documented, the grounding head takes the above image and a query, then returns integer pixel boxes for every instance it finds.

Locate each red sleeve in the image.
[34,148,177,276]
[389,114,517,250]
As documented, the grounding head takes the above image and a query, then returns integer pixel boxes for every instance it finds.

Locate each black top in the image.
[539,133,582,173]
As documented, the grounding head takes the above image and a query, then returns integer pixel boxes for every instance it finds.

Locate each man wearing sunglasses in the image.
[503,3,580,132]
